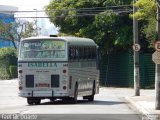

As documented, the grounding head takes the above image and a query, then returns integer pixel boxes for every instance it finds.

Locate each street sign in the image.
[155,41,160,51]
[132,44,140,51]
[152,51,160,64]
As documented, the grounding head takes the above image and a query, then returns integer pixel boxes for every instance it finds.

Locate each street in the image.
[0,79,154,120]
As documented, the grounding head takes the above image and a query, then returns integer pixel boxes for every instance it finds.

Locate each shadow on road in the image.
[27,100,126,106]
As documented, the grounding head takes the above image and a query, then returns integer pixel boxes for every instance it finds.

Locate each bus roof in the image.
[21,36,98,47]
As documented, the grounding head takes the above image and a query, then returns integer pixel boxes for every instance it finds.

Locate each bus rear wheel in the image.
[27,98,34,105]
[27,98,41,105]
[34,98,41,105]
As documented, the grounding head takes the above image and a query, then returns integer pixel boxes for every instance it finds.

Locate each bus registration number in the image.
[36,83,49,87]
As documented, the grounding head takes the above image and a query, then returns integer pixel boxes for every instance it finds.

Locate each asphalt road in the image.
[0,79,153,120]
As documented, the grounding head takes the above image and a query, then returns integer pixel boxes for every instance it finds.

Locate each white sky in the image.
[0,0,51,18]
[0,0,51,11]
[0,0,58,35]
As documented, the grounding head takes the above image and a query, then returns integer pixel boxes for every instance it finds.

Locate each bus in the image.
[18,36,99,105]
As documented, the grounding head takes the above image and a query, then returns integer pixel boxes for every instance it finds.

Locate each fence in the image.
[99,52,155,88]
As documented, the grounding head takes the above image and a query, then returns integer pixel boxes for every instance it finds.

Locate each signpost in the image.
[152,51,160,64]
[132,44,141,52]
[153,41,160,110]
[133,0,140,96]
[154,0,160,110]
[153,41,160,65]
[155,41,160,52]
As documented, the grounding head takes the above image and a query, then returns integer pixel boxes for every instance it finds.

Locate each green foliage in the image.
[9,65,18,79]
[134,0,156,20]
[0,47,17,59]
[131,0,157,48]
[142,17,156,48]
[0,47,17,80]
[45,0,133,52]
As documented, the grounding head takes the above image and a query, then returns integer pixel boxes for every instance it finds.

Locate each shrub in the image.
[0,47,18,80]
[9,65,18,78]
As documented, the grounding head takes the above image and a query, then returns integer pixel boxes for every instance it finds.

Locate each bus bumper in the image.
[19,90,69,97]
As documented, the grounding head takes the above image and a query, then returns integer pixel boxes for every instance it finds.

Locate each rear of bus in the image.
[18,37,69,105]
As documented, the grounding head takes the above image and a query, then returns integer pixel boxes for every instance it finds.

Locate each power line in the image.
[0,10,132,19]
[7,10,132,19]
[0,5,132,13]
[0,5,132,20]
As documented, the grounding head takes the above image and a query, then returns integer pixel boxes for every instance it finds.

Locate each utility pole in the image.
[155,0,160,110]
[133,0,140,96]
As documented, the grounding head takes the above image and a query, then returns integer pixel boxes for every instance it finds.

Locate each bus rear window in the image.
[20,40,66,58]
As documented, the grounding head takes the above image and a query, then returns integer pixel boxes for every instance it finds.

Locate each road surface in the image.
[0,79,153,120]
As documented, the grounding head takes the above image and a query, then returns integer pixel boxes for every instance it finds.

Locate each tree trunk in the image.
[11,41,17,49]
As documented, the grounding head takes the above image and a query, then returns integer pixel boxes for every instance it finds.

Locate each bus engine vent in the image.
[26,75,34,88]
[51,75,59,87]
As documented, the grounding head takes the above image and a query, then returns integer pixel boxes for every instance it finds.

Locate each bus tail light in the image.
[63,86,67,90]
[19,86,23,90]
[19,70,23,73]
[63,69,67,74]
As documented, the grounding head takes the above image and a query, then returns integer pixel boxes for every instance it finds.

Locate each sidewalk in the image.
[126,93,160,119]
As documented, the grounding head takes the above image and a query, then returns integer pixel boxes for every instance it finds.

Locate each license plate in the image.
[36,83,49,87]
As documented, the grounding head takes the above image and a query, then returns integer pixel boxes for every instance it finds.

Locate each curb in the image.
[125,97,160,120]
[125,97,149,114]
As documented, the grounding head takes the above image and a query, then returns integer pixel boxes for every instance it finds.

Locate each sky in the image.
[0,0,58,35]
[0,0,51,19]
[0,0,51,11]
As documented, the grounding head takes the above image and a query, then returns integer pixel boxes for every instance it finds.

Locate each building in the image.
[0,5,18,48]
[38,18,58,36]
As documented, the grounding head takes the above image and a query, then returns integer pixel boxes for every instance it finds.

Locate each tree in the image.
[132,0,157,48]
[0,19,38,49]
[133,0,156,20]
[45,0,133,53]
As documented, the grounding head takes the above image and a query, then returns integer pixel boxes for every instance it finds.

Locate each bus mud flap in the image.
[32,91,33,97]
[52,91,54,97]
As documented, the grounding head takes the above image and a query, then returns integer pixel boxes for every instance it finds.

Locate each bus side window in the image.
[84,47,89,60]
[96,48,100,69]
[92,47,96,59]
[84,47,87,59]
[69,47,75,60]
[69,47,72,60]
[75,47,79,60]
[88,47,92,59]
[73,47,76,60]
[69,47,71,60]
[79,47,83,60]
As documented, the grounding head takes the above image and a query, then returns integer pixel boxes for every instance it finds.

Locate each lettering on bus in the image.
[28,62,57,68]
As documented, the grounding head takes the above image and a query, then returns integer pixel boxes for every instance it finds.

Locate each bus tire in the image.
[72,83,78,104]
[27,98,34,105]
[27,98,41,105]
[50,98,56,103]
[34,98,41,105]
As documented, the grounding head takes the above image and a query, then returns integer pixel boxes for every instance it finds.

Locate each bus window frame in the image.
[19,39,67,60]
[68,45,97,62]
